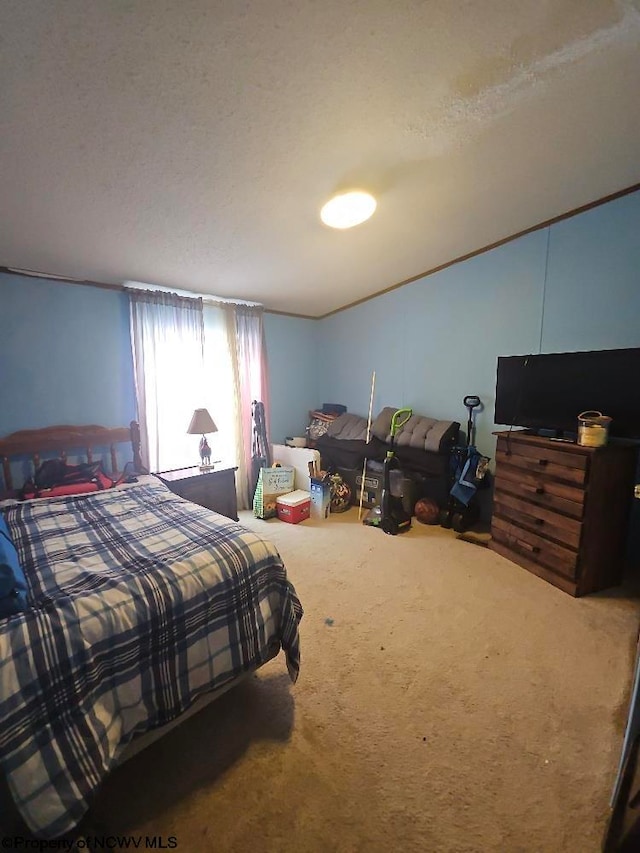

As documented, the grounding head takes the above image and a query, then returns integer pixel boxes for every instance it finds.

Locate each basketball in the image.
[414,497,440,525]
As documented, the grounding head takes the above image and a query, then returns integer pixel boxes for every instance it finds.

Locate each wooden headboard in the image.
[0,421,144,493]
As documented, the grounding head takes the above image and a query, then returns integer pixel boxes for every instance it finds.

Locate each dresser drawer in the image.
[493,491,582,550]
[496,438,588,487]
[492,516,579,579]
[494,468,585,519]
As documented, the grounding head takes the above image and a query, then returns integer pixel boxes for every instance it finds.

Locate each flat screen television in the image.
[494,347,640,440]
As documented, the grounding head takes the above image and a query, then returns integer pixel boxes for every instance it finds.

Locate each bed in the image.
[0,423,303,839]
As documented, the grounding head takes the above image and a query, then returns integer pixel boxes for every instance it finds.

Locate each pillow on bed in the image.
[22,481,101,500]
[0,515,28,617]
[21,461,116,499]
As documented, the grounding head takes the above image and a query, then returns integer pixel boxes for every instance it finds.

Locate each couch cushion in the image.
[326,412,370,441]
[372,407,459,453]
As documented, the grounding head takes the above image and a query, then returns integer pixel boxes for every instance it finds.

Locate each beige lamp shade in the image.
[187,408,218,435]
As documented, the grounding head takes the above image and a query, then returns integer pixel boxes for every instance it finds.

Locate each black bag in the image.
[21,459,112,499]
[34,459,105,489]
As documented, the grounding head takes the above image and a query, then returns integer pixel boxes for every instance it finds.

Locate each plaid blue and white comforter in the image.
[0,478,302,838]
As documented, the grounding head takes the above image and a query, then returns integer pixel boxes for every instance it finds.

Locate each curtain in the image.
[201,303,239,478]
[129,290,205,473]
[129,289,269,511]
[223,304,269,509]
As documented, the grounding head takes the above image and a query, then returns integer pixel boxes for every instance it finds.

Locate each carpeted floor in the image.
[4,508,640,851]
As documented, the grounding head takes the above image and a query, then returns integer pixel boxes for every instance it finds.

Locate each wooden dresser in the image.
[489,430,637,596]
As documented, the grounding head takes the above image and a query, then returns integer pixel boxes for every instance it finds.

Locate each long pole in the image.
[358,370,376,520]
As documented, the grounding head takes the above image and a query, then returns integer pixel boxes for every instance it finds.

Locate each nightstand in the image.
[155,466,239,521]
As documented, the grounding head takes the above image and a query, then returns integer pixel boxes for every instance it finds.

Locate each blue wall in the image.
[541,191,640,352]
[264,312,318,445]
[317,229,548,455]
[1,187,639,513]
[0,274,136,435]
[0,273,318,452]
[317,190,640,458]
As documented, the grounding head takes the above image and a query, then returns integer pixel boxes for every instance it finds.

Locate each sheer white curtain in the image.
[202,303,238,472]
[129,290,205,472]
[129,290,269,509]
[223,304,270,509]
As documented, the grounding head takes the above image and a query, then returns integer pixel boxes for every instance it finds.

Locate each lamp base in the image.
[199,463,215,471]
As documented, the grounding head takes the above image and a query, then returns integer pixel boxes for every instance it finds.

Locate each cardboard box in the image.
[310,478,331,520]
[271,444,321,491]
[276,489,311,524]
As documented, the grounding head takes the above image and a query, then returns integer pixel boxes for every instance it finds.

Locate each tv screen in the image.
[494,347,640,439]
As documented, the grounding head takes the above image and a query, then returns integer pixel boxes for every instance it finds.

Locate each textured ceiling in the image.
[1,1,639,317]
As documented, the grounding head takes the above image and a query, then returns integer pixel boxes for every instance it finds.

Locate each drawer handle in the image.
[512,538,540,555]
[538,458,548,466]
[534,518,544,526]
[535,486,545,495]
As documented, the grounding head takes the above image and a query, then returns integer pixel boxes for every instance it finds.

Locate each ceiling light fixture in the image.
[320,190,377,229]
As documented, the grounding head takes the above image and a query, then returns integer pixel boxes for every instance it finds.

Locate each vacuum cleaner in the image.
[364,407,413,535]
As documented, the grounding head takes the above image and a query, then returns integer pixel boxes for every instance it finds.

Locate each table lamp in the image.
[187,408,218,470]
